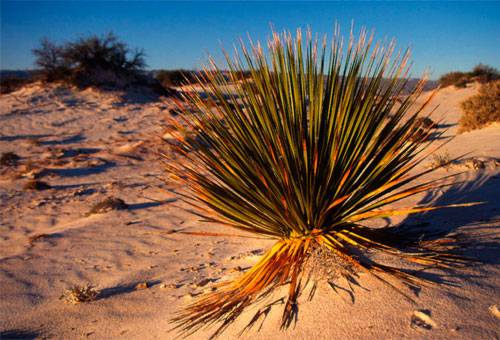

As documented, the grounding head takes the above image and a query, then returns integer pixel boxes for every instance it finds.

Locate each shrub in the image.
[32,33,146,88]
[60,284,99,304]
[32,38,69,82]
[166,28,476,337]
[438,64,499,88]
[469,64,500,84]
[459,80,500,132]
[428,151,453,170]
[438,71,468,88]
[155,69,197,88]
[0,76,32,94]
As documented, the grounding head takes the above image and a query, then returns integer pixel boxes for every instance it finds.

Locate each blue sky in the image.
[1,1,499,79]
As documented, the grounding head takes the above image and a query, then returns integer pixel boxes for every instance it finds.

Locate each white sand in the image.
[0,82,498,339]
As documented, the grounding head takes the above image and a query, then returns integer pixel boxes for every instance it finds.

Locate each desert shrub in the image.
[60,284,99,304]
[166,28,475,337]
[429,151,453,170]
[459,80,500,132]
[155,69,197,88]
[469,64,500,84]
[32,33,146,88]
[0,76,32,94]
[438,71,468,88]
[32,38,69,82]
[438,64,499,88]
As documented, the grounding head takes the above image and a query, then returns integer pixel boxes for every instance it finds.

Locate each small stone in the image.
[411,310,437,330]
[489,304,500,319]
[135,282,148,290]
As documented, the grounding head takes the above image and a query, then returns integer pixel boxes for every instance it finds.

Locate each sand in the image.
[0,82,498,339]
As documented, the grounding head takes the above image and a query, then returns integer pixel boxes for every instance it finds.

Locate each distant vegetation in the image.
[459,80,500,133]
[438,64,499,88]
[154,69,197,88]
[0,76,32,94]
[32,33,147,88]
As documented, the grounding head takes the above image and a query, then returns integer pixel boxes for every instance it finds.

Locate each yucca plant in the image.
[164,27,476,337]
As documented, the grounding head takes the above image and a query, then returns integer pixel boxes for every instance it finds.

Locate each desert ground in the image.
[0,82,499,339]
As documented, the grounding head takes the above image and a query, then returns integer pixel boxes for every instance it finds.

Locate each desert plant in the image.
[459,80,500,133]
[32,38,69,82]
[155,69,198,88]
[32,33,146,88]
[438,71,468,88]
[438,64,499,88]
[165,28,476,337]
[60,284,99,304]
[0,76,32,94]
[469,64,500,84]
[428,151,453,170]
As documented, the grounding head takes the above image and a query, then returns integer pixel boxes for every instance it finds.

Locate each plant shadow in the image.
[391,170,500,266]
[128,198,178,211]
[38,133,86,145]
[0,329,40,339]
[98,280,162,300]
[47,159,116,177]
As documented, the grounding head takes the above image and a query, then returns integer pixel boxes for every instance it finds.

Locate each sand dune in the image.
[0,82,499,339]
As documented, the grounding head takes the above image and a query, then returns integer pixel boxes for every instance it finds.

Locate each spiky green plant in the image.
[164,27,475,337]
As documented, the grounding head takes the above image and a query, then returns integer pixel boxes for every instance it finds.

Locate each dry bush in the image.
[60,285,99,304]
[459,80,500,133]
[438,64,499,89]
[32,33,146,88]
[438,71,468,88]
[470,64,500,84]
[429,152,453,170]
[0,77,32,94]
[155,69,198,88]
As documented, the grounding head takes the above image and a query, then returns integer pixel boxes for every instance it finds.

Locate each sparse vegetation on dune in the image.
[0,76,33,94]
[459,80,500,133]
[32,33,147,89]
[165,27,476,337]
[155,69,198,88]
[438,64,499,88]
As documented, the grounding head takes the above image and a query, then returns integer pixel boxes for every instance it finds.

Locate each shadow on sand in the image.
[98,280,162,300]
[391,170,500,266]
[47,159,116,177]
[127,198,178,211]
[0,329,40,340]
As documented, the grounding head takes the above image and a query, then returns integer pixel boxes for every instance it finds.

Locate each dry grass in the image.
[60,285,99,304]
[459,80,500,133]
[88,197,128,214]
[428,152,453,170]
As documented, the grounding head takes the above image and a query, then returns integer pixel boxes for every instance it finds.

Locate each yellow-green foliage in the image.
[459,80,500,133]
